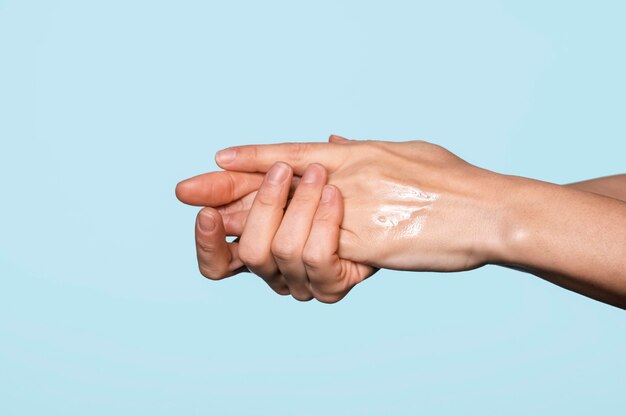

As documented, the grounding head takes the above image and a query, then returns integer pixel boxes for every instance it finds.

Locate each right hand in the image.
[177,136,511,274]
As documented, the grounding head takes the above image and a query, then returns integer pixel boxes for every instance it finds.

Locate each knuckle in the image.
[292,191,317,205]
[196,241,216,255]
[198,264,227,281]
[289,143,309,164]
[291,291,314,302]
[223,172,237,201]
[302,247,325,269]
[310,277,350,303]
[314,292,343,304]
[255,187,279,208]
[273,285,291,296]
[238,245,265,268]
[271,239,300,262]
[313,210,333,223]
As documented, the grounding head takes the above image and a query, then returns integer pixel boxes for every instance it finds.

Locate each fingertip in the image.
[175,178,193,202]
[301,163,327,184]
[308,162,328,173]
[215,148,236,167]
[174,174,209,206]
[319,185,343,223]
[198,213,216,233]
[266,161,293,185]
[273,161,293,171]
[196,207,221,234]
[198,205,219,216]
[321,185,337,203]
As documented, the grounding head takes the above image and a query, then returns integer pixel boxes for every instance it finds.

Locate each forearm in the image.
[565,174,626,202]
[494,176,626,309]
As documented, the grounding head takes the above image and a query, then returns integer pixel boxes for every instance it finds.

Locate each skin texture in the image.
[566,174,626,202]
[176,135,626,308]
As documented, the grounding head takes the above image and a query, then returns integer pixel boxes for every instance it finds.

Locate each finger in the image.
[238,162,293,295]
[302,185,346,301]
[178,174,301,211]
[215,142,347,176]
[216,175,301,215]
[303,185,372,303]
[271,164,327,301]
[176,171,264,206]
[328,134,352,144]
[219,185,302,237]
[221,210,248,236]
[195,207,246,280]
[216,192,256,216]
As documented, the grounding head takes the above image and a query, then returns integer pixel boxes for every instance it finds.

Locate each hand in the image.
[177,136,626,308]
[190,161,375,303]
[177,136,511,274]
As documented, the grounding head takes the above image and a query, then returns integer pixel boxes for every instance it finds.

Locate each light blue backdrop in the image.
[1,1,625,414]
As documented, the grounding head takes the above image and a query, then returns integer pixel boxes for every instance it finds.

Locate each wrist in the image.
[470,172,541,267]
[486,174,556,267]
[432,168,526,270]
[466,172,512,266]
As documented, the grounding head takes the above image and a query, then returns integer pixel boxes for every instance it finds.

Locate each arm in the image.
[505,174,626,306]
[498,176,626,309]
[565,174,626,202]
[176,137,626,308]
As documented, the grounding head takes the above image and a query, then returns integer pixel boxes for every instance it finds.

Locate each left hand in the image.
[188,161,376,303]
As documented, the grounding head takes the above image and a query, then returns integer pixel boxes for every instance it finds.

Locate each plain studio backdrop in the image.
[1,1,625,414]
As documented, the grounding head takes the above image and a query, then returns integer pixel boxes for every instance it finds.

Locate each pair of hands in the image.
[176,135,509,303]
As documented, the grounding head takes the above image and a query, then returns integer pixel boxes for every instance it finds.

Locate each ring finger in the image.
[271,164,327,301]
[238,162,293,295]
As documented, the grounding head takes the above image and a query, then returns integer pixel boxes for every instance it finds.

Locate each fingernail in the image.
[302,165,321,184]
[268,163,289,185]
[322,186,334,203]
[198,211,216,232]
[216,148,236,164]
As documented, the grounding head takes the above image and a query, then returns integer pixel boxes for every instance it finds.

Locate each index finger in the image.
[195,207,246,280]
[175,171,264,206]
[215,142,348,175]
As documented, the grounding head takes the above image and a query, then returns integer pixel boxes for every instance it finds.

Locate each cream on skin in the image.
[176,136,626,308]
[368,181,436,234]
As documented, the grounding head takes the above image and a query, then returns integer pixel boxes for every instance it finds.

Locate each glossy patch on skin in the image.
[369,182,439,238]
[372,204,430,237]
[379,182,437,202]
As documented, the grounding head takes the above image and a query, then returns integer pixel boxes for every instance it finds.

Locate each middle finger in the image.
[271,164,327,301]
[238,162,293,295]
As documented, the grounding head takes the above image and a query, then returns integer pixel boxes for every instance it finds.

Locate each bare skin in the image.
[175,135,626,308]
[567,174,626,202]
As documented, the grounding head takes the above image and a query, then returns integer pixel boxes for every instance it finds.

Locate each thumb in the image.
[328,134,352,144]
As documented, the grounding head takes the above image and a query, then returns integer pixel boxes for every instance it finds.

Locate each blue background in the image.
[1,0,625,414]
